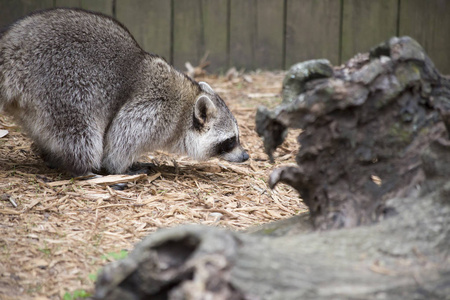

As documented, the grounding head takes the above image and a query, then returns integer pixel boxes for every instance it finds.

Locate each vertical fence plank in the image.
[81,0,114,16]
[0,0,54,29]
[54,0,82,8]
[341,0,398,62]
[229,0,256,70]
[172,0,202,70]
[116,0,171,61]
[285,0,341,68]
[399,0,450,74]
[230,0,284,70]
[255,0,284,70]
[201,0,228,73]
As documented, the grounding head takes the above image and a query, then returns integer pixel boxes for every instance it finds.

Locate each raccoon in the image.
[0,8,249,176]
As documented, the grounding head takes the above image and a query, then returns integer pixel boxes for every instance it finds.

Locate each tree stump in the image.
[257,36,450,229]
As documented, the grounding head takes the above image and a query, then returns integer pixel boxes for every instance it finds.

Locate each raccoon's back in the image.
[0,8,145,115]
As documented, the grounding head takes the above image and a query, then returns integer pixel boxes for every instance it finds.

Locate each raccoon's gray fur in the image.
[0,8,248,176]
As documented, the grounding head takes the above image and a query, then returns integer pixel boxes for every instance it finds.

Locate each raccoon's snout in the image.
[218,143,249,163]
[222,146,249,162]
[214,136,249,162]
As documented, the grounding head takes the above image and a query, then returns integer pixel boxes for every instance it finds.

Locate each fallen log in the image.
[94,183,450,299]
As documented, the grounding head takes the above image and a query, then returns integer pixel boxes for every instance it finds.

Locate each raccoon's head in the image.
[184,82,249,163]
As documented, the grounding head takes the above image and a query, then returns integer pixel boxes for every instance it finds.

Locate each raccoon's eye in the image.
[215,136,237,155]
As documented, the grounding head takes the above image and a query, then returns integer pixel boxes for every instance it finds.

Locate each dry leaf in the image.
[0,129,8,138]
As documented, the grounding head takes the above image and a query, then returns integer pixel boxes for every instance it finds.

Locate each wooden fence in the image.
[1,0,449,74]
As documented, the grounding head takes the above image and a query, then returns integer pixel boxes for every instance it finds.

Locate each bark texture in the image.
[257,36,450,229]
[93,37,450,300]
[94,185,450,300]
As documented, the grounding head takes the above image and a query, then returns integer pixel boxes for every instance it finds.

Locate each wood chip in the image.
[47,174,147,187]
[247,93,278,98]
[0,208,21,215]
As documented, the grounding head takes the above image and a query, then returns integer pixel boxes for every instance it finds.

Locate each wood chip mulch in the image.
[0,71,307,299]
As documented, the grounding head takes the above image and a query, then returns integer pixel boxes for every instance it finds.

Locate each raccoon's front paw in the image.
[109,183,128,191]
[127,162,157,175]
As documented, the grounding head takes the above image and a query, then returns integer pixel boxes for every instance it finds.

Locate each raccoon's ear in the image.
[199,81,214,94]
[194,95,217,125]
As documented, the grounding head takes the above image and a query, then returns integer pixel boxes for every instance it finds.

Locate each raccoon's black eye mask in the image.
[215,136,237,155]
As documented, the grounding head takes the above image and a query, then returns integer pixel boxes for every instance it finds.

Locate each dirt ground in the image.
[0,71,306,299]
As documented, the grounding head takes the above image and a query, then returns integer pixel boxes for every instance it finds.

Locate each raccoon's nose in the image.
[242,151,250,162]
